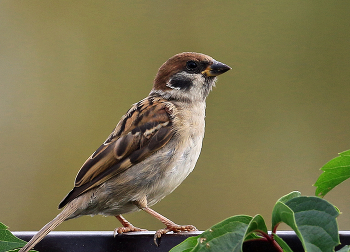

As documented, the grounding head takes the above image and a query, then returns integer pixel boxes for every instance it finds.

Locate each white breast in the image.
[146,101,206,206]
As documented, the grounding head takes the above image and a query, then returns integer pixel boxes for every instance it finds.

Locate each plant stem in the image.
[273,223,280,234]
[255,230,283,252]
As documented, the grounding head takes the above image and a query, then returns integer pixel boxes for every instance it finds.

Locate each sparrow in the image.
[19,52,231,252]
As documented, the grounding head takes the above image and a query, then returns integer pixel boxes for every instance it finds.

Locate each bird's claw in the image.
[113,226,147,237]
[153,224,197,246]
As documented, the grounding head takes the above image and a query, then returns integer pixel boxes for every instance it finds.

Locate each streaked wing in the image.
[59,96,174,208]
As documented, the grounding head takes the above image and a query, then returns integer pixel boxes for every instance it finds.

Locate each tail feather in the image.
[19,200,79,252]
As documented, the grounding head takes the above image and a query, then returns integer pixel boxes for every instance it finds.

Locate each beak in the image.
[202,60,231,77]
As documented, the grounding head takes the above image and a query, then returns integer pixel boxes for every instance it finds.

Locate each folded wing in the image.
[59,97,174,209]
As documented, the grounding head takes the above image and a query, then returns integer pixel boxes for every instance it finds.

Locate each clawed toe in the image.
[153,224,198,245]
[137,206,198,246]
[114,215,147,237]
[113,226,147,237]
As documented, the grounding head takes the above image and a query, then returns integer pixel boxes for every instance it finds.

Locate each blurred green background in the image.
[1,1,350,233]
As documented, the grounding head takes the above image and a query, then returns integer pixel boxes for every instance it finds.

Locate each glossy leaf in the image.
[170,235,199,252]
[170,214,269,252]
[272,233,293,252]
[170,215,254,252]
[337,245,350,252]
[245,214,267,237]
[272,195,340,252]
[0,222,36,252]
[315,150,350,197]
[277,191,301,204]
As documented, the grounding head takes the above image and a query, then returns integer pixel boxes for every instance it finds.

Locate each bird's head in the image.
[151,52,231,102]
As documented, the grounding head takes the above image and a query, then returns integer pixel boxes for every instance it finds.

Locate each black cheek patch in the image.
[169,76,193,90]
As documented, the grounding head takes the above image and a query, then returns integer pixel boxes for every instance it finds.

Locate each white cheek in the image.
[150,72,216,102]
[169,72,208,100]
[166,82,181,90]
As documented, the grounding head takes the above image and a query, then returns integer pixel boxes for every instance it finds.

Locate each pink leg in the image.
[142,207,197,245]
[113,215,147,236]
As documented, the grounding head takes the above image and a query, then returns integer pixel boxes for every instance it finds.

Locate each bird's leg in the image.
[142,206,197,245]
[113,214,147,236]
[134,197,197,245]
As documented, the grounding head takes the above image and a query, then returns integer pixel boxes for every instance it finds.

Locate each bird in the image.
[19,52,231,252]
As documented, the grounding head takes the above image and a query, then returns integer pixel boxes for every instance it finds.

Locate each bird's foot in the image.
[114,214,147,237]
[154,224,197,245]
[113,225,147,237]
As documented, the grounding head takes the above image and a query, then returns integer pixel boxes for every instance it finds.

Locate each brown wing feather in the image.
[59,96,174,208]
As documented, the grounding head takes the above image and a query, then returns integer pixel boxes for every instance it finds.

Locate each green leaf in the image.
[337,245,350,252]
[272,233,293,252]
[245,214,267,237]
[314,150,350,197]
[0,222,37,252]
[0,222,34,252]
[170,235,199,252]
[271,191,301,230]
[0,223,25,252]
[170,215,255,252]
[272,195,340,252]
[277,191,301,204]
[170,214,268,252]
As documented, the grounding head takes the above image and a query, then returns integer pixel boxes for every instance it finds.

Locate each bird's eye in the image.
[186,61,198,70]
